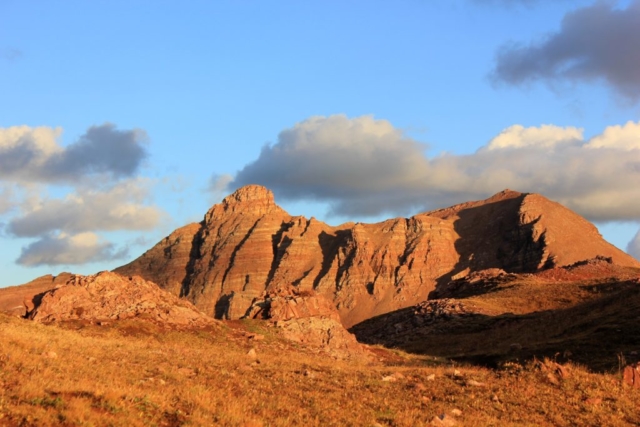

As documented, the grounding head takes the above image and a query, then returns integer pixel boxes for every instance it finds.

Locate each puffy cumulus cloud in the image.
[628,230,640,260]
[0,123,147,184]
[0,123,162,269]
[222,115,640,221]
[226,114,431,216]
[491,1,640,101]
[16,232,128,267]
[484,124,583,151]
[6,179,163,238]
[586,121,640,150]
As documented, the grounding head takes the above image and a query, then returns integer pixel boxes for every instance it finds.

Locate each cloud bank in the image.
[221,115,640,221]
[0,123,147,184]
[0,123,162,267]
[491,0,640,101]
[16,232,128,267]
[6,179,162,238]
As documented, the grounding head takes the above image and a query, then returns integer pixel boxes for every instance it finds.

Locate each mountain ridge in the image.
[114,185,639,327]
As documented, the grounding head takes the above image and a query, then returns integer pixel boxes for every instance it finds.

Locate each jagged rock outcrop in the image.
[245,287,342,322]
[115,185,639,327]
[245,287,368,359]
[0,272,73,317]
[27,271,214,328]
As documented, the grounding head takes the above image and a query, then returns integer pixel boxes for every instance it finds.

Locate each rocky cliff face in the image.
[115,185,639,327]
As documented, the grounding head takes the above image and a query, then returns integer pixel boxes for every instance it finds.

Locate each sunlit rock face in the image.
[115,185,639,328]
[27,271,214,328]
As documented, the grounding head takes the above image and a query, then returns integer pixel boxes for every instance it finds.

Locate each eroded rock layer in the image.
[115,185,639,327]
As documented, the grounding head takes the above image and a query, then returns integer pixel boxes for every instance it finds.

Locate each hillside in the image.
[2,312,640,426]
[351,258,640,372]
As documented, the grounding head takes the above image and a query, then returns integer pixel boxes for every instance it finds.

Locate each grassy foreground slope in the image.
[1,314,639,426]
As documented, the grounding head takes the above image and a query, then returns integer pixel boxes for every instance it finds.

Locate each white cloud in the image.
[586,121,640,151]
[230,114,430,216]
[16,232,128,266]
[627,230,640,260]
[223,115,640,221]
[0,122,166,269]
[491,0,640,101]
[484,124,583,151]
[0,123,148,184]
[6,179,163,237]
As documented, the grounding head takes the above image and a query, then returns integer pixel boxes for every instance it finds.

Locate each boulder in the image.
[246,287,367,359]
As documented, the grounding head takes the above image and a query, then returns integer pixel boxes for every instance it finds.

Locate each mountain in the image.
[115,185,639,327]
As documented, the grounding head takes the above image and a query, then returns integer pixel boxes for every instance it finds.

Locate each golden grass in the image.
[1,313,639,426]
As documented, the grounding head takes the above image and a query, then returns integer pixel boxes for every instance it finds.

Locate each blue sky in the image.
[1,0,640,286]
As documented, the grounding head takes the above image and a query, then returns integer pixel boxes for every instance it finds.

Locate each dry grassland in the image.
[1,313,639,426]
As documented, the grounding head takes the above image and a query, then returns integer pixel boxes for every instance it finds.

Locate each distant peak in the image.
[487,189,525,202]
[206,185,279,221]
[223,185,275,205]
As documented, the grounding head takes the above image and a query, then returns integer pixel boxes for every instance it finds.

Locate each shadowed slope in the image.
[351,261,640,372]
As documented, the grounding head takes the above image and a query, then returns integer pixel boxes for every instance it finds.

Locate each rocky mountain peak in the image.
[488,188,524,201]
[206,185,278,222]
[224,184,275,205]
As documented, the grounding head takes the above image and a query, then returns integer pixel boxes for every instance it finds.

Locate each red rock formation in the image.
[0,272,73,317]
[28,271,214,328]
[245,287,368,359]
[245,287,342,322]
[115,185,639,327]
[113,223,202,297]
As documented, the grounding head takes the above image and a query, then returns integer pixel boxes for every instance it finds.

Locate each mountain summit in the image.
[115,185,638,327]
